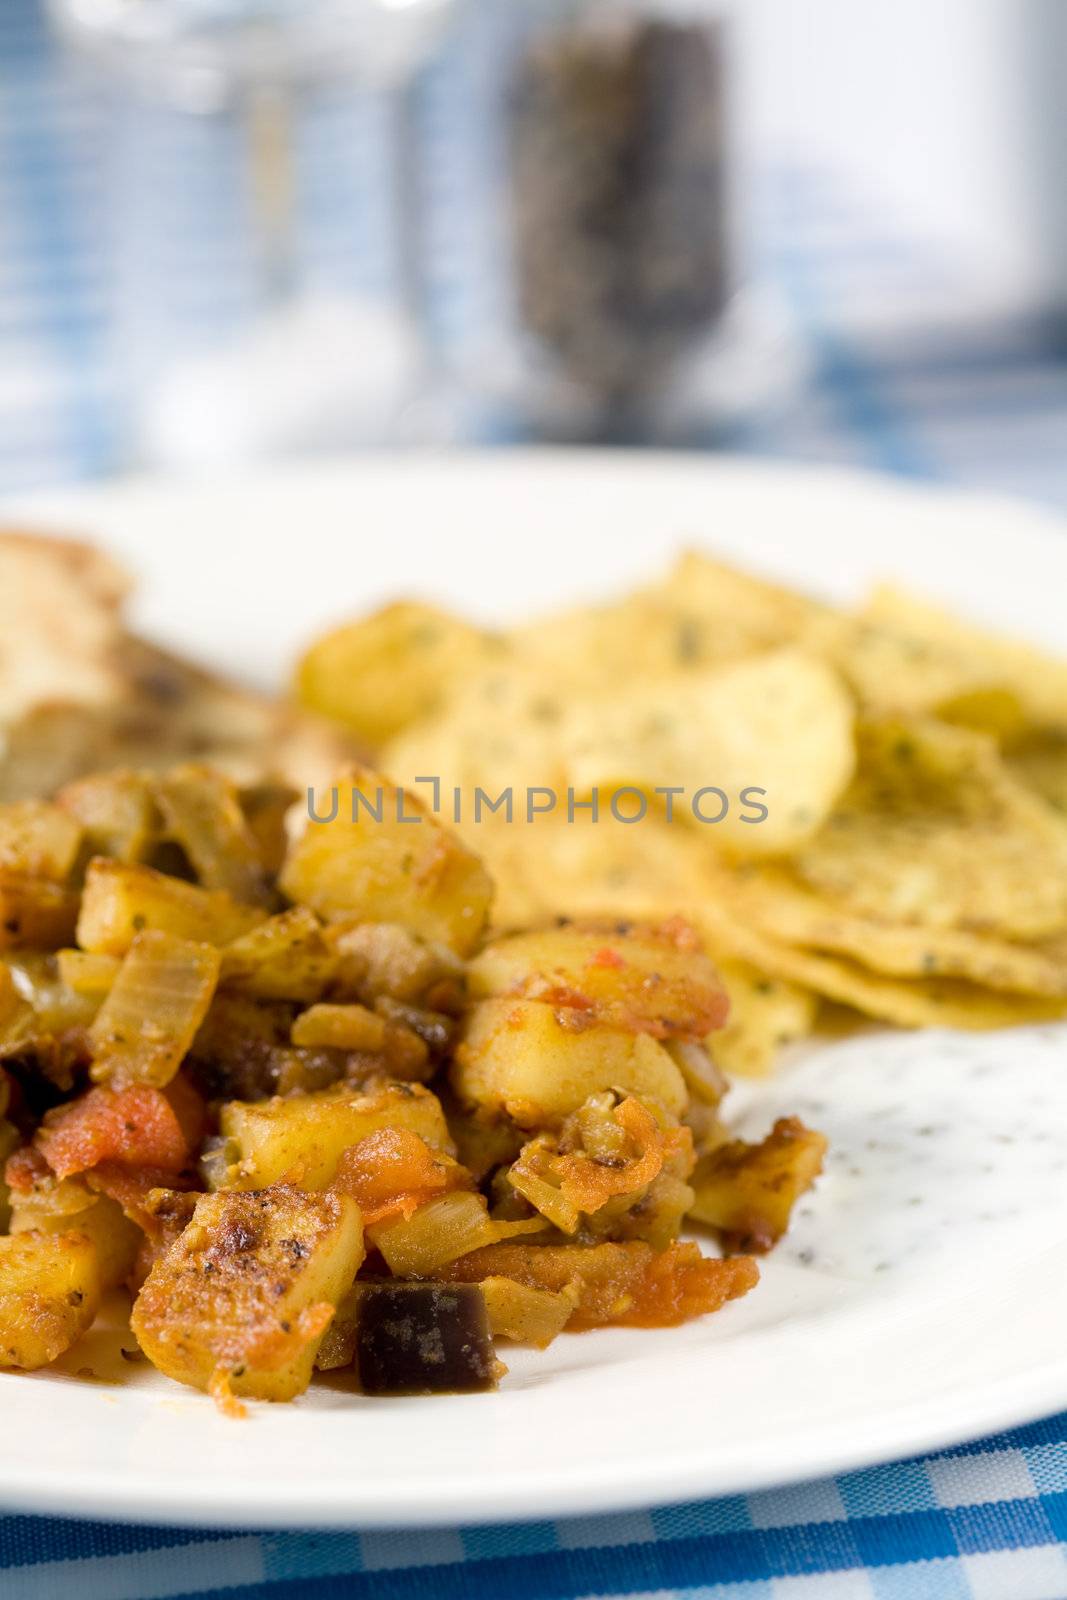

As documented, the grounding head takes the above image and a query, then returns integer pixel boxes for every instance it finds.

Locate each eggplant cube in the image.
[354,1281,498,1396]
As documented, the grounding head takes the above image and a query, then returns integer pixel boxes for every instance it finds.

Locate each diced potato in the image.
[610,1170,697,1251]
[219,908,337,1002]
[0,1230,101,1369]
[77,858,266,955]
[218,1082,455,1190]
[290,1003,387,1053]
[127,1185,200,1282]
[155,766,272,905]
[89,930,220,1088]
[295,600,501,747]
[479,1275,574,1348]
[468,919,728,1040]
[131,1185,364,1403]
[279,765,493,956]
[9,1175,140,1288]
[328,921,463,1007]
[312,946,450,1080]
[454,999,688,1127]
[0,801,83,881]
[0,873,80,950]
[688,1117,828,1252]
[57,949,121,999]
[58,771,160,863]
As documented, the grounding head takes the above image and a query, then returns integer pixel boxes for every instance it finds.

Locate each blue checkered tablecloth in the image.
[2,3,1067,1597]
[1,1413,1066,1600]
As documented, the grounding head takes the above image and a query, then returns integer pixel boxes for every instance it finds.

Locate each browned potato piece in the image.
[9,1176,140,1289]
[0,873,80,950]
[279,766,493,956]
[291,1003,387,1052]
[219,908,337,1002]
[0,1230,101,1369]
[77,858,266,955]
[0,801,83,880]
[131,1186,364,1403]
[467,918,728,1039]
[688,1116,828,1252]
[217,1081,455,1190]
[454,998,687,1128]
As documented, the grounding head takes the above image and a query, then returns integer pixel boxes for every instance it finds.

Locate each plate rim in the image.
[2,449,1066,1529]
[0,1351,1063,1529]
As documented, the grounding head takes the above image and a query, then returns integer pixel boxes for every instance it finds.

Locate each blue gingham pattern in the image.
[3,4,1067,1597]
[1,1412,1066,1599]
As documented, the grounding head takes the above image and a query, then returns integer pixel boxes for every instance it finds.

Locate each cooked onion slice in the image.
[369,1190,543,1277]
[89,929,220,1087]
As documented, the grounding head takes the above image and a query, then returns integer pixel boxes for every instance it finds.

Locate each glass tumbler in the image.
[46,0,458,470]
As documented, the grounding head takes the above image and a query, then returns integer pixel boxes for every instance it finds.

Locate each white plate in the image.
[3,451,1067,1530]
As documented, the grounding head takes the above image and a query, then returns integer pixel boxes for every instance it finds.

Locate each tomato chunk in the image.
[36,1081,202,1180]
[333,1128,467,1227]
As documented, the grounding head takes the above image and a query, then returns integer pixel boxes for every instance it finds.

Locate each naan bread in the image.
[0,531,355,802]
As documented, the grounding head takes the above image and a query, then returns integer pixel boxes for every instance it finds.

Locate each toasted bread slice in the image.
[0,532,355,802]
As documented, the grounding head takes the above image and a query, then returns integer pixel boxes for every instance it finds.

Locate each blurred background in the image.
[2,0,1066,501]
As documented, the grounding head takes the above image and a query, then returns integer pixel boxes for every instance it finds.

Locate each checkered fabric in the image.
[1,1414,1065,1599]
[2,4,1067,1597]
